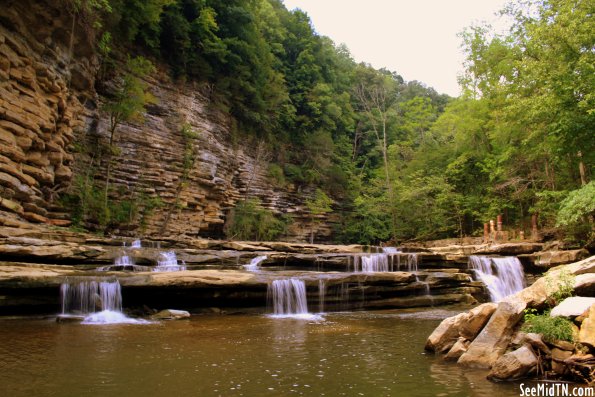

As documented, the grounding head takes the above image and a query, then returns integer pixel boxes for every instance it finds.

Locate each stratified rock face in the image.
[0,0,333,242]
[0,0,94,226]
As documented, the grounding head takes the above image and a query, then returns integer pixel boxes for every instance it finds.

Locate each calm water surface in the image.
[0,309,523,397]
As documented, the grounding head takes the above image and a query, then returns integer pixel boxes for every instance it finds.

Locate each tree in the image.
[102,56,156,219]
[353,65,402,239]
[305,189,333,243]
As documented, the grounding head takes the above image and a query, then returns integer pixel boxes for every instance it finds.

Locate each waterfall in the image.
[97,252,152,272]
[154,251,186,272]
[382,247,401,254]
[468,256,525,302]
[60,279,122,314]
[352,252,418,273]
[268,279,322,319]
[59,278,148,324]
[244,255,267,271]
[130,239,142,248]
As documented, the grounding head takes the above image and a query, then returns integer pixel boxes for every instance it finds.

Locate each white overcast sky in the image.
[282,0,510,97]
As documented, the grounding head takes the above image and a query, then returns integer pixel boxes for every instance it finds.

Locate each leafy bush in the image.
[522,309,574,343]
[224,198,291,241]
[267,163,286,187]
[545,270,575,306]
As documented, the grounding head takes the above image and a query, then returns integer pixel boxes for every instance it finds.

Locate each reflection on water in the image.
[0,309,522,397]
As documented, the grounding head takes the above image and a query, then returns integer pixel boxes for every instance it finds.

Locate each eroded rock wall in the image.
[0,0,333,242]
[0,0,95,227]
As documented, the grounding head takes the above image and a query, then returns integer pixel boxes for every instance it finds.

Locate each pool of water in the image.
[0,308,523,397]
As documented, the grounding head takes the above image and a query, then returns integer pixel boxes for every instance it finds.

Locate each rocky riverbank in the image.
[425,255,595,384]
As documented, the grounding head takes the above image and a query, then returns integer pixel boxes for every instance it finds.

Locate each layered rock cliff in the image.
[0,0,333,241]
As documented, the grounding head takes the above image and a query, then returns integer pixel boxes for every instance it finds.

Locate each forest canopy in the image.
[78,0,593,245]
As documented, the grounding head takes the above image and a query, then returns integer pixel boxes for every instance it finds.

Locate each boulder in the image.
[425,312,468,353]
[551,297,595,318]
[458,300,526,368]
[151,309,191,320]
[459,302,498,340]
[523,333,551,355]
[445,337,469,361]
[523,249,590,269]
[579,304,595,349]
[551,347,573,375]
[487,345,538,381]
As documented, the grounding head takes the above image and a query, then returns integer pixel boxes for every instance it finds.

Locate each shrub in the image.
[224,198,291,241]
[522,309,574,343]
[267,163,286,187]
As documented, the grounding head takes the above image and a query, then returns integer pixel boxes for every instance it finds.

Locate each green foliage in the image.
[557,182,595,228]
[545,270,576,306]
[267,163,285,188]
[60,174,143,231]
[225,198,290,241]
[103,56,157,142]
[83,0,590,244]
[522,309,575,343]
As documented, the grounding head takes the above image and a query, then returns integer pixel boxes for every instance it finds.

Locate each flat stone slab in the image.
[551,297,595,318]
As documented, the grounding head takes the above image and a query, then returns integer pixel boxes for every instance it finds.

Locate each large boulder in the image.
[459,302,498,340]
[487,345,538,381]
[425,312,468,353]
[551,297,595,318]
[579,304,595,349]
[445,337,470,361]
[458,300,526,368]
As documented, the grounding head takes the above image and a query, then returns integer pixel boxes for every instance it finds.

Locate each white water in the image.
[468,256,525,302]
[154,251,186,272]
[60,279,122,314]
[352,253,418,273]
[244,255,267,271]
[268,279,322,320]
[130,239,142,248]
[60,279,148,325]
[82,310,150,325]
[382,247,401,254]
[97,253,152,272]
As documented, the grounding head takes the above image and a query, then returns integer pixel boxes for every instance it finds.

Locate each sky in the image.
[282,0,511,97]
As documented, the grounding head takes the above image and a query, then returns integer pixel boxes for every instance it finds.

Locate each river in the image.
[0,308,523,397]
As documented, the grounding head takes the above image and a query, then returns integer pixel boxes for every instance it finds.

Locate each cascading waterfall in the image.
[244,255,267,271]
[351,252,418,273]
[154,251,186,272]
[60,279,122,314]
[130,239,142,248]
[468,255,525,302]
[268,279,322,320]
[59,278,148,324]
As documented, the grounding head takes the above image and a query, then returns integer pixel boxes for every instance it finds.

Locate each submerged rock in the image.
[151,309,191,320]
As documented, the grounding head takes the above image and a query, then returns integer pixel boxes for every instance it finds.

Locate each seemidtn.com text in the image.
[520,383,595,397]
